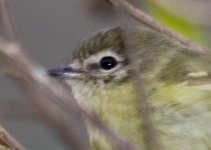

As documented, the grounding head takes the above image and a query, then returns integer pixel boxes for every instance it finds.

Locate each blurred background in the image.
[0,0,210,150]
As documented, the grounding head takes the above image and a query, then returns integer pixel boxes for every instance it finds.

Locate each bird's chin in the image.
[64,78,80,87]
[64,78,98,109]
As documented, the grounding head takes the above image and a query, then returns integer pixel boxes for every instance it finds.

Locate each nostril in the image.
[63,67,72,72]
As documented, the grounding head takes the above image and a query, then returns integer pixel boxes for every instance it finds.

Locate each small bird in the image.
[48,27,211,150]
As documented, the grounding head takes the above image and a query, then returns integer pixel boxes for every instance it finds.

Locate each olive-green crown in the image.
[74,27,125,61]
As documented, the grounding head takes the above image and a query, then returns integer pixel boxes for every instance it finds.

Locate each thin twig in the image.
[5,65,88,150]
[106,0,210,52]
[0,0,16,41]
[0,0,87,149]
[113,2,160,149]
[14,76,88,150]
[122,27,161,150]
[0,124,25,150]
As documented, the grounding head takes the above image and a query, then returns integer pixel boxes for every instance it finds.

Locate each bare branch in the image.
[106,0,210,52]
[0,0,16,41]
[4,65,88,150]
[0,100,39,118]
[0,124,25,150]
[17,77,88,150]
[0,96,88,149]
[111,1,161,149]
[121,27,161,150]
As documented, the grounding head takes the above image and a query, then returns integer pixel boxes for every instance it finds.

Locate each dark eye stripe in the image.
[87,63,100,71]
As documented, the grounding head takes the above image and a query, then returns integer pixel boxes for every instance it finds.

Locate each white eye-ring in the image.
[83,50,125,74]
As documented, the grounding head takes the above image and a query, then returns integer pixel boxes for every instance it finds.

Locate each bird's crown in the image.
[74,27,125,62]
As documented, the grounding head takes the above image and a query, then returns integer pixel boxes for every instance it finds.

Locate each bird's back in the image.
[134,27,211,150]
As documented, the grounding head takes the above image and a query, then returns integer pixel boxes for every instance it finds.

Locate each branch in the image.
[106,0,210,52]
[0,0,88,149]
[12,75,88,150]
[0,124,25,150]
[0,97,88,149]
[122,27,161,150]
[0,100,39,118]
[0,0,16,41]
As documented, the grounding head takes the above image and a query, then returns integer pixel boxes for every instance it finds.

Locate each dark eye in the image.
[100,56,117,70]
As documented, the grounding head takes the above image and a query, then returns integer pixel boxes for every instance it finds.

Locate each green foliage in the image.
[147,1,207,45]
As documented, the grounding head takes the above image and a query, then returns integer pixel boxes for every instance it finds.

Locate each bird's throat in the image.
[69,80,144,149]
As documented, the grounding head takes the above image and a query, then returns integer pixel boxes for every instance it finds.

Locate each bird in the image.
[48,27,211,150]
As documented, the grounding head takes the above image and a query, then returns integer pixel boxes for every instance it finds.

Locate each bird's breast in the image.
[68,79,211,150]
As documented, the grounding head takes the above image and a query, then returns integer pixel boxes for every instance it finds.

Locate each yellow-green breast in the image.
[69,77,211,150]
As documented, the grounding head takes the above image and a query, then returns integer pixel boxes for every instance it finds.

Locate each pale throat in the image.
[67,79,144,145]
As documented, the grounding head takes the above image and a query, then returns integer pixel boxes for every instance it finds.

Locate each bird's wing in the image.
[157,49,211,87]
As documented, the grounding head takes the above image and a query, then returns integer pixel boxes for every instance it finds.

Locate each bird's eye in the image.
[100,56,117,70]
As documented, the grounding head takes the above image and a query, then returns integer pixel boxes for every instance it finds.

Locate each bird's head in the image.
[48,27,131,85]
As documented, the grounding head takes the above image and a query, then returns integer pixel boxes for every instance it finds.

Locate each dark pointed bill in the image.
[47,67,83,78]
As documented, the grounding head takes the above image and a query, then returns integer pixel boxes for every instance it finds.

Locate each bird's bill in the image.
[47,67,84,79]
